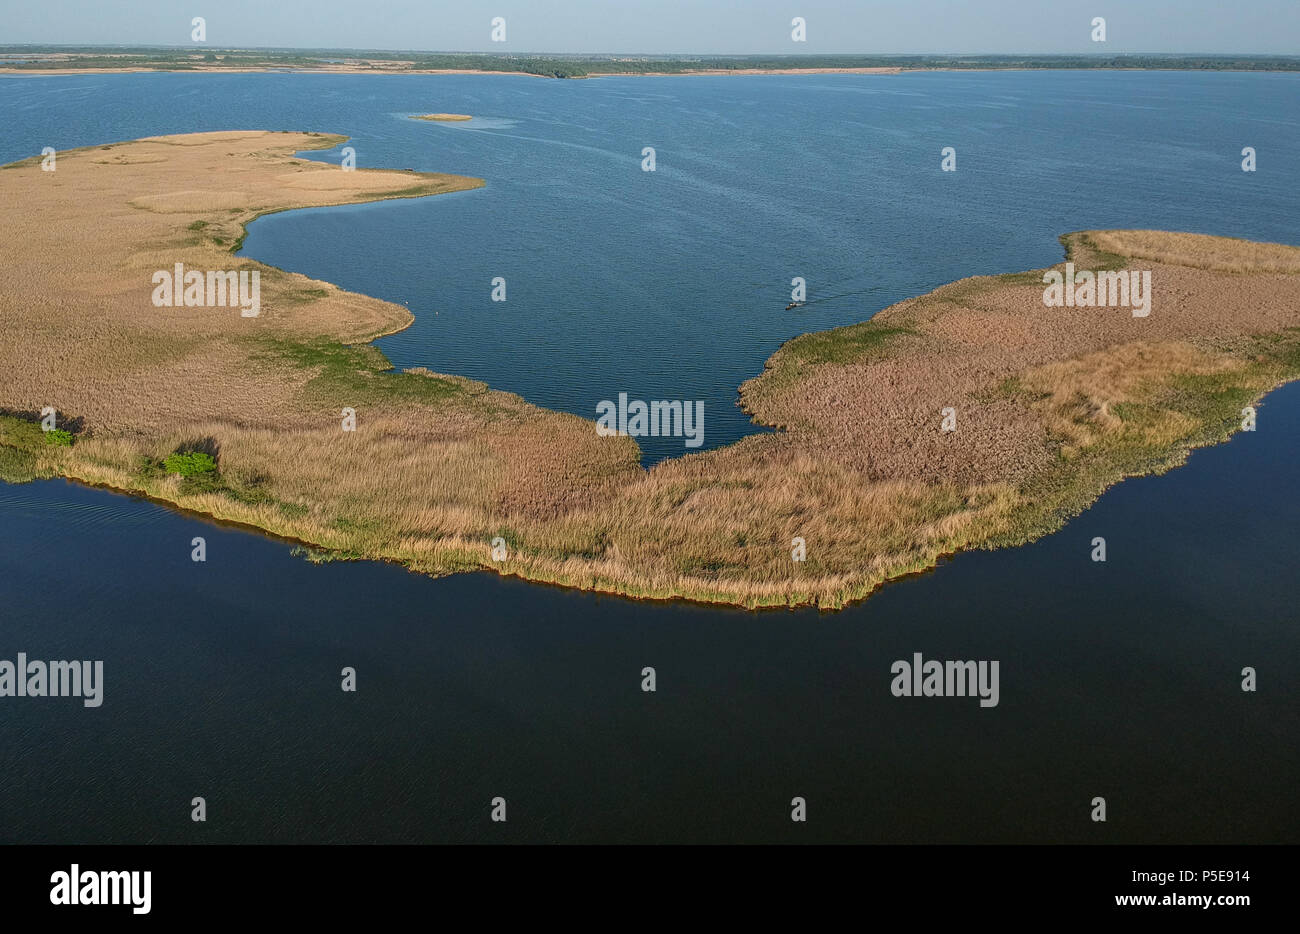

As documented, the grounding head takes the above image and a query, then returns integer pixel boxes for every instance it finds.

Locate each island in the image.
[412,113,473,121]
[2,130,1298,608]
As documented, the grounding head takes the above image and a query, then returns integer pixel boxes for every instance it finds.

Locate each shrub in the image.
[163,451,217,477]
[42,429,74,447]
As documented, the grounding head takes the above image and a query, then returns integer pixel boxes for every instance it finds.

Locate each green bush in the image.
[163,451,217,477]
[42,429,74,447]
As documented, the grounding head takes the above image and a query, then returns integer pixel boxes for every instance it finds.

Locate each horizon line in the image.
[4,46,1299,59]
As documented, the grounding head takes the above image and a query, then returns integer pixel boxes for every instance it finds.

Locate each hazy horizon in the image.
[4,0,1298,56]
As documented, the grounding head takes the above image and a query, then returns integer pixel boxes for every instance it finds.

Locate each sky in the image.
[2,0,1296,55]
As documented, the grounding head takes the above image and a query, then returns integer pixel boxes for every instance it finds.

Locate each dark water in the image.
[1,72,1298,843]
[1,381,1297,843]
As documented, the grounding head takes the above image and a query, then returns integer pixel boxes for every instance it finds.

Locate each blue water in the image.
[1,72,1298,842]
[2,381,1297,844]
[2,70,1297,460]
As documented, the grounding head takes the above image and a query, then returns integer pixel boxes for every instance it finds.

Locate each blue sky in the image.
[3,0,1296,54]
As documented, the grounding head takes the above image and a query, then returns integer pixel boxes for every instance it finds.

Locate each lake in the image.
[0,70,1297,842]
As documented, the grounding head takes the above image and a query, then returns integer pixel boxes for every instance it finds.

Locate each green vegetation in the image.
[783,321,916,367]
[42,428,74,447]
[163,451,216,477]
[1061,231,1130,271]
[0,415,57,483]
[741,321,916,423]
[250,337,473,408]
[992,330,1300,552]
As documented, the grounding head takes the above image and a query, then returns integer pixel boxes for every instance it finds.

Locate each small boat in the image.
[786,301,803,310]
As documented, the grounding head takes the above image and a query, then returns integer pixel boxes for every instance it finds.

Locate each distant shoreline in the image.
[0,66,546,77]
[0,64,903,77]
[5,65,1300,78]
[8,65,1300,80]
[2,50,1297,78]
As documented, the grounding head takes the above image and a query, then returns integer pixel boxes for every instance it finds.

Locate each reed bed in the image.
[4,131,1299,607]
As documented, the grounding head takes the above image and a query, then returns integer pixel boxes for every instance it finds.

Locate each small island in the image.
[3,130,1299,609]
[412,113,472,121]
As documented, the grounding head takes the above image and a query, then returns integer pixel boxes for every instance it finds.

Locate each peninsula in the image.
[3,131,1298,608]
